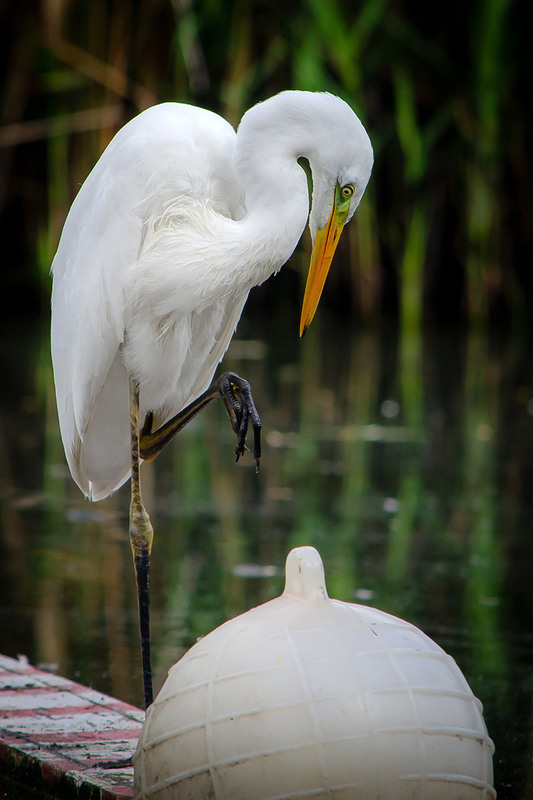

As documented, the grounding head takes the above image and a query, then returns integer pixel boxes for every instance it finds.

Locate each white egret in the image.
[50,90,373,707]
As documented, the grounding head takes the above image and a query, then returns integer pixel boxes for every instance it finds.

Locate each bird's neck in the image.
[232,103,314,281]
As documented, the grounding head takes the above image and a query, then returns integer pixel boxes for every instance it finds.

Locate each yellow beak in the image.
[299,183,352,337]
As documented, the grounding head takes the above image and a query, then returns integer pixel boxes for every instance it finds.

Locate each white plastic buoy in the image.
[134,546,495,799]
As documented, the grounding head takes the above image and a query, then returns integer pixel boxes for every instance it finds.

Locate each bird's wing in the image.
[50,155,136,498]
[51,103,239,499]
[178,291,251,415]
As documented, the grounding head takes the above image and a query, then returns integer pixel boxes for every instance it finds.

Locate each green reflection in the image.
[1,316,532,796]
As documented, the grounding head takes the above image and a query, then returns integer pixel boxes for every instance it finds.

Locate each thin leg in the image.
[140,372,262,470]
[129,375,154,709]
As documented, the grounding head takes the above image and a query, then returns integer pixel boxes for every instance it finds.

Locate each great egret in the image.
[50,90,373,708]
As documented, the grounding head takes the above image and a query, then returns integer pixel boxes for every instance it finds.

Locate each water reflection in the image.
[1,309,533,798]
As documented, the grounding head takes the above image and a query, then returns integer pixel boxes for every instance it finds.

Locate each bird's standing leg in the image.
[129,375,154,709]
[140,372,262,469]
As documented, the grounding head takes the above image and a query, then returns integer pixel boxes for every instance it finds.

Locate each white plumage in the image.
[51,91,373,501]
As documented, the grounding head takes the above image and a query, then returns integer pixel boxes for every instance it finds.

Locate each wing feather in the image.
[51,103,239,499]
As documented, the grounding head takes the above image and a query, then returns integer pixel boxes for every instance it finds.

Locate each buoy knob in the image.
[283,545,329,601]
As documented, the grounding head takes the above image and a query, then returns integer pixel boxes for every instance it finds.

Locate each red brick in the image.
[0,654,143,799]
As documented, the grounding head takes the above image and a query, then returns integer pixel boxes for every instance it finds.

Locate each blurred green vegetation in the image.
[1,0,530,330]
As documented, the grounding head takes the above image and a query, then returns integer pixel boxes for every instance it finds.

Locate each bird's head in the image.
[301,95,373,336]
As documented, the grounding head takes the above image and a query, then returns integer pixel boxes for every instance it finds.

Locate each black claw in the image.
[139,371,263,467]
[218,372,262,469]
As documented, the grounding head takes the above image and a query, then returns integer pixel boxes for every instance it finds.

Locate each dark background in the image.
[1,0,532,331]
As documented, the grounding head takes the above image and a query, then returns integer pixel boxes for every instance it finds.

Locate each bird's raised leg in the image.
[129,375,154,710]
[139,372,262,469]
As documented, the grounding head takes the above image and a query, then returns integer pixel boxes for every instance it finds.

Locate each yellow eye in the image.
[341,184,354,199]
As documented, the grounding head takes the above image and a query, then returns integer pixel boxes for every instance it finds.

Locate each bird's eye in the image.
[341,184,355,199]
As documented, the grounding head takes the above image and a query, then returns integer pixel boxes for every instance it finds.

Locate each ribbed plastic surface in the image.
[134,546,495,799]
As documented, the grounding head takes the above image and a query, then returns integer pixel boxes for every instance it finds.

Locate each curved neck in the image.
[232,96,316,272]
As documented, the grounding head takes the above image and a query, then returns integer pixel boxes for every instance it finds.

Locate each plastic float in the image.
[134,546,495,799]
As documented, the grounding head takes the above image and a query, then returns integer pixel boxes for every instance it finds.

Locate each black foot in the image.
[217,372,262,471]
[139,371,262,468]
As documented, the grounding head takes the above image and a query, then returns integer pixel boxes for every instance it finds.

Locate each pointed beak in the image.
[299,183,352,337]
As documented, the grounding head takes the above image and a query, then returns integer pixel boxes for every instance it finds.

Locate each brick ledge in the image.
[0,654,143,799]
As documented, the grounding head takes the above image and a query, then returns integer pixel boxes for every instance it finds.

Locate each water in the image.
[1,303,533,798]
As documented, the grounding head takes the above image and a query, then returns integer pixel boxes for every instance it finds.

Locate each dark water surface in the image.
[1,308,533,798]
